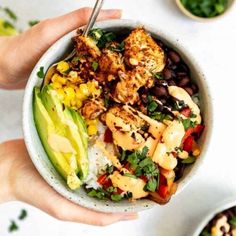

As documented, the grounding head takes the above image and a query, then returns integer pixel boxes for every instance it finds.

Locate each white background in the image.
[0,0,236,235]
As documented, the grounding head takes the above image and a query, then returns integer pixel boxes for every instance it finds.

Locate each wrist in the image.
[0,142,16,203]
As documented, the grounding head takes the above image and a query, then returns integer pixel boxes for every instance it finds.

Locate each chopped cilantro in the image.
[72,56,81,63]
[87,188,107,200]
[89,28,104,42]
[109,41,125,52]
[4,7,17,21]
[106,164,113,174]
[200,230,211,236]
[92,61,99,71]
[8,220,18,233]
[18,209,27,220]
[155,74,164,80]
[111,194,123,201]
[144,178,158,192]
[123,173,137,179]
[182,156,196,164]
[107,186,116,193]
[104,94,110,108]
[28,20,39,27]
[37,66,45,79]
[182,118,197,130]
[230,216,236,226]
[148,101,158,112]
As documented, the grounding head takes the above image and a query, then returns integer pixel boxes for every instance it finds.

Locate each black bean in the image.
[177,76,190,87]
[191,83,199,94]
[151,86,168,97]
[184,87,194,96]
[166,58,173,66]
[169,51,181,63]
[168,80,176,86]
[178,63,190,73]
[176,71,187,77]
[160,98,167,104]
[163,68,173,80]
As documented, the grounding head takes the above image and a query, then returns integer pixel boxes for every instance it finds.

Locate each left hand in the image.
[0,7,122,90]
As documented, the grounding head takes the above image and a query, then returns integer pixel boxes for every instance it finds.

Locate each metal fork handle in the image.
[83,0,104,36]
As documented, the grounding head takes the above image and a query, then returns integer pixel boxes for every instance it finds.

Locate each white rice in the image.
[83,123,112,189]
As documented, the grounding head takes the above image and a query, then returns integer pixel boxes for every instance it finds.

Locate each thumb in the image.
[29,7,122,49]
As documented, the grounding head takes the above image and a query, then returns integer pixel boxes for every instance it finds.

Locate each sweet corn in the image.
[79,83,90,97]
[76,88,87,101]
[52,82,62,89]
[57,88,65,100]
[51,73,67,85]
[68,71,78,79]
[76,99,83,109]
[57,61,70,74]
[86,119,98,126]
[64,87,75,99]
[87,80,100,96]
[63,97,71,107]
[88,125,98,136]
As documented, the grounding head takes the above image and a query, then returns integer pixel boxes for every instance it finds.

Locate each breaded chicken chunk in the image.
[74,36,101,59]
[124,28,165,73]
[113,67,153,105]
[99,48,125,75]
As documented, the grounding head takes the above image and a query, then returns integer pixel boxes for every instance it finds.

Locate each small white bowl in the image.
[193,198,236,236]
[23,19,213,213]
[175,0,236,22]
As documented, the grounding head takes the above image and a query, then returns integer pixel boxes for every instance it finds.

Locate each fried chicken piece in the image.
[81,99,106,120]
[113,67,153,105]
[74,36,101,59]
[124,28,165,73]
[99,48,125,75]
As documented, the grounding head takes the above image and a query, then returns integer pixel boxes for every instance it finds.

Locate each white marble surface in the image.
[0,0,236,235]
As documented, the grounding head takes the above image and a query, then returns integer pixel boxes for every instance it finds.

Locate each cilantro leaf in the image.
[230,216,236,226]
[144,178,158,192]
[92,61,99,71]
[18,209,27,220]
[8,220,18,233]
[37,66,45,79]
[111,194,123,201]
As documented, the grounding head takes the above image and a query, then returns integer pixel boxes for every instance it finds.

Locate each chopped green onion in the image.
[111,194,123,201]
[91,61,99,71]
[182,156,196,164]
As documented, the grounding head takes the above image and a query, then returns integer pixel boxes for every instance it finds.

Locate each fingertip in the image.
[99,9,122,19]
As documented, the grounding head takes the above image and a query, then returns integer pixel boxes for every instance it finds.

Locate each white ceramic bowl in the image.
[175,0,236,22]
[193,198,236,235]
[23,19,213,213]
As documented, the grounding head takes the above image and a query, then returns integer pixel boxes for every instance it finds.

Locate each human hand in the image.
[0,140,138,226]
[0,7,121,90]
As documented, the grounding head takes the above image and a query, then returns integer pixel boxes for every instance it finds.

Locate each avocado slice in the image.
[40,85,88,180]
[33,87,82,190]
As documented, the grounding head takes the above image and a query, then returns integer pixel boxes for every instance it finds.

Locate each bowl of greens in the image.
[175,0,235,21]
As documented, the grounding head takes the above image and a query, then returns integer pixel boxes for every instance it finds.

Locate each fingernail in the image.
[121,213,139,221]
[102,9,122,17]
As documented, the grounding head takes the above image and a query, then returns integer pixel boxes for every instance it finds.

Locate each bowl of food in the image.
[23,19,212,212]
[175,0,235,22]
[193,198,236,236]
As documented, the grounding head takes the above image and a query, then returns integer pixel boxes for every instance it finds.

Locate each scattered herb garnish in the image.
[155,74,164,80]
[87,188,107,200]
[123,173,137,179]
[3,7,17,21]
[106,164,113,175]
[8,220,19,233]
[71,56,81,63]
[148,101,158,112]
[28,20,40,27]
[230,216,236,226]
[182,118,197,130]
[181,156,196,164]
[111,194,123,201]
[109,41,125,52]
[144,178,158,192]
[18,209,27,220]
[88,28,103,42]
[37,66,45,79]
[200,230,211,236]
[91,61,99,71]
[104,94,110,108]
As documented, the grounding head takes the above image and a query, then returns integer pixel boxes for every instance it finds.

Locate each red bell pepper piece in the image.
[159,174,167,186]
[182,124,205,142]
[97,174,108,185]
[104,128,113,143]
[183,136,194,152]
[115,187,124,194]
[158,185,169,199]
[180,108,191,117]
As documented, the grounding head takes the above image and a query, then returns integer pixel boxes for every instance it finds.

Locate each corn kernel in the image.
[88,125,98,136]
[64,87,75,100]
[76,89,87,101]
[79,83,90,97]
[57,88,65,100]
[63,97,71,107]
[52,82,62,89]
[76,99,83,109]
[86,119,98,126]
[57,61,70,74]
[68,71,78,79]
[87,80,101,97]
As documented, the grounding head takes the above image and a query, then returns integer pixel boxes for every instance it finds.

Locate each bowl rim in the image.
[22,19,213,213]
[175,0,236,22]
[192,197,236,236]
